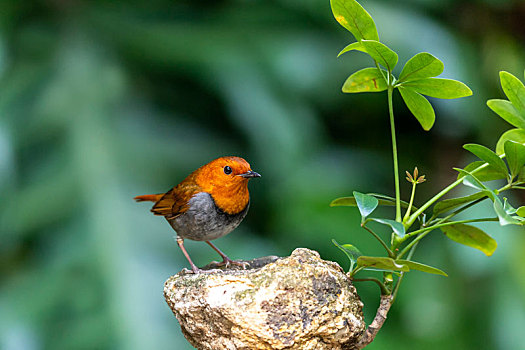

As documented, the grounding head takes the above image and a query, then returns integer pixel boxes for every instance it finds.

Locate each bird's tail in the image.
[134,194,163,203]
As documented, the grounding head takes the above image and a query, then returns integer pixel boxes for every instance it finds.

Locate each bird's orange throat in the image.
[210,182,250,215]
[191,161,253,215]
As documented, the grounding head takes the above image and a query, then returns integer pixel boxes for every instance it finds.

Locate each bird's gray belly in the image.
[168,192,249,241]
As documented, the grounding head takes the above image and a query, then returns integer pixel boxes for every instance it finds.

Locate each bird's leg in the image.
[206,241,250,269]
[176,236,200,273]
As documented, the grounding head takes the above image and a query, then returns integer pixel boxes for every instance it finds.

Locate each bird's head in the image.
[194,156,260,214]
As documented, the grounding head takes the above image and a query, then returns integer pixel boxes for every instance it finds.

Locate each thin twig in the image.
[353,278,389,295]
[426,196,487,226]
[397,217,498,259]
[362,224,395,258]
[355,294,394,349]
[392,241,418,304]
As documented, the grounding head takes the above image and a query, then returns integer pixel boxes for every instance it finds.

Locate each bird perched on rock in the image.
[135,156,261,273]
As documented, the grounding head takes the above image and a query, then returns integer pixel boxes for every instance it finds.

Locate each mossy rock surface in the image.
[164,248,365,350]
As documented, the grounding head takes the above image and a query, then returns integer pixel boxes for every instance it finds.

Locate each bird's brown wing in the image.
[151,183,200,218]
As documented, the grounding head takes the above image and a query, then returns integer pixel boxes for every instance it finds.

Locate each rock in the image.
[164,248,365,350]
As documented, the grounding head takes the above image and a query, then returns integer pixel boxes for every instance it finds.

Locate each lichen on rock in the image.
[164,248,365,350]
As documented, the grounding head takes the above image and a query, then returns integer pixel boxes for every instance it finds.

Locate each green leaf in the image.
[330,196,367,207]
[487,99,525,129]
[330,0,379,41]
[353,191,378,220]
[357,256,409,272]
[500,71,525,113]
[395,260,448,276]
[342,67,387,93]
[517,206,525,217]
[399,86,435,131]
[493,198,522,226]
[399,52,444,82]
[337,41,367,57]
[370,218,406,238]
[463,143,508,177]
[459,161,508,182]
[433,192,487,216]
[454,168,493,194]
[361,40,398,72]
[403,78,472,99]
[441,224,497,256]
[504,140,525,180]
[332,239,362,264]
[496,128,525,155]
[330,193,414,209]
[365,193,400,206]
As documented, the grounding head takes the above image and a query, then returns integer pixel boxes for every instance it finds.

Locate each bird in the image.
[134,156,261,273]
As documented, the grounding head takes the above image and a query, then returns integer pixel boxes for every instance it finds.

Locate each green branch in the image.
[353,278,390,295]
[362,223,395,258]
[375,60,401,224]
[350,266,364,278]
[405,162,490,227]
[403,181,417,222]
[387,86,401,223]
[426,196,487,228]
[392,241,418,304]
[397,217,499,258]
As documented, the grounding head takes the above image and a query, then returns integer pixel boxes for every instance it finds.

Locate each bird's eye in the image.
[223,166,232,175]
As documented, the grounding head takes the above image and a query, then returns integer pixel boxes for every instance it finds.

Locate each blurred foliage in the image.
[0,0,524,349]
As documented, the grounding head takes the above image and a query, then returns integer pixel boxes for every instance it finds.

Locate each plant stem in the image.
[362,224,395,258]
[497,182,514,192]
[407,217,498,241]
[392,241,418,303]
[406,177,464,226]
[426,196,486,224]
[397,217,499,258]
[387,85,402,223]
[377,61,401,223]
[425,196,488,228]
[434,197,487,224]
[406,152,510,227]
[353,278,390,295]
[350,266,364,278]
[375,61,389,87]
[403,181,417,223]
[355,294,394,349]
[425,180,514,225]
[405,162,489,227]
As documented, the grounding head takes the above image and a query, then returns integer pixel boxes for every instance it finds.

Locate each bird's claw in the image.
[233,260,251,270]
[209,257,251,270]
[217,258,250,270]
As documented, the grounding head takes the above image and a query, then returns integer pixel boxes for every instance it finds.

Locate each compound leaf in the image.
[399,52,444,82]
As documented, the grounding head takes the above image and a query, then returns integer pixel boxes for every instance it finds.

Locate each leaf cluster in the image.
[330,0,524,296]
[332,0,472,131]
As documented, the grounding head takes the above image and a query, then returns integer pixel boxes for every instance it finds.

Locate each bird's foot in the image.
[216,258,250,270]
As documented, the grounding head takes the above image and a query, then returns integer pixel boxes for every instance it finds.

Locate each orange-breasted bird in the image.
[134,156,260,273]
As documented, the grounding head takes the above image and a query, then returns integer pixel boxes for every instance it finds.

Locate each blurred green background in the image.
[1,0,524,349]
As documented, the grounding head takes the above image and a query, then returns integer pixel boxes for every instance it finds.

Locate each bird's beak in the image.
[238,170,261,178]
